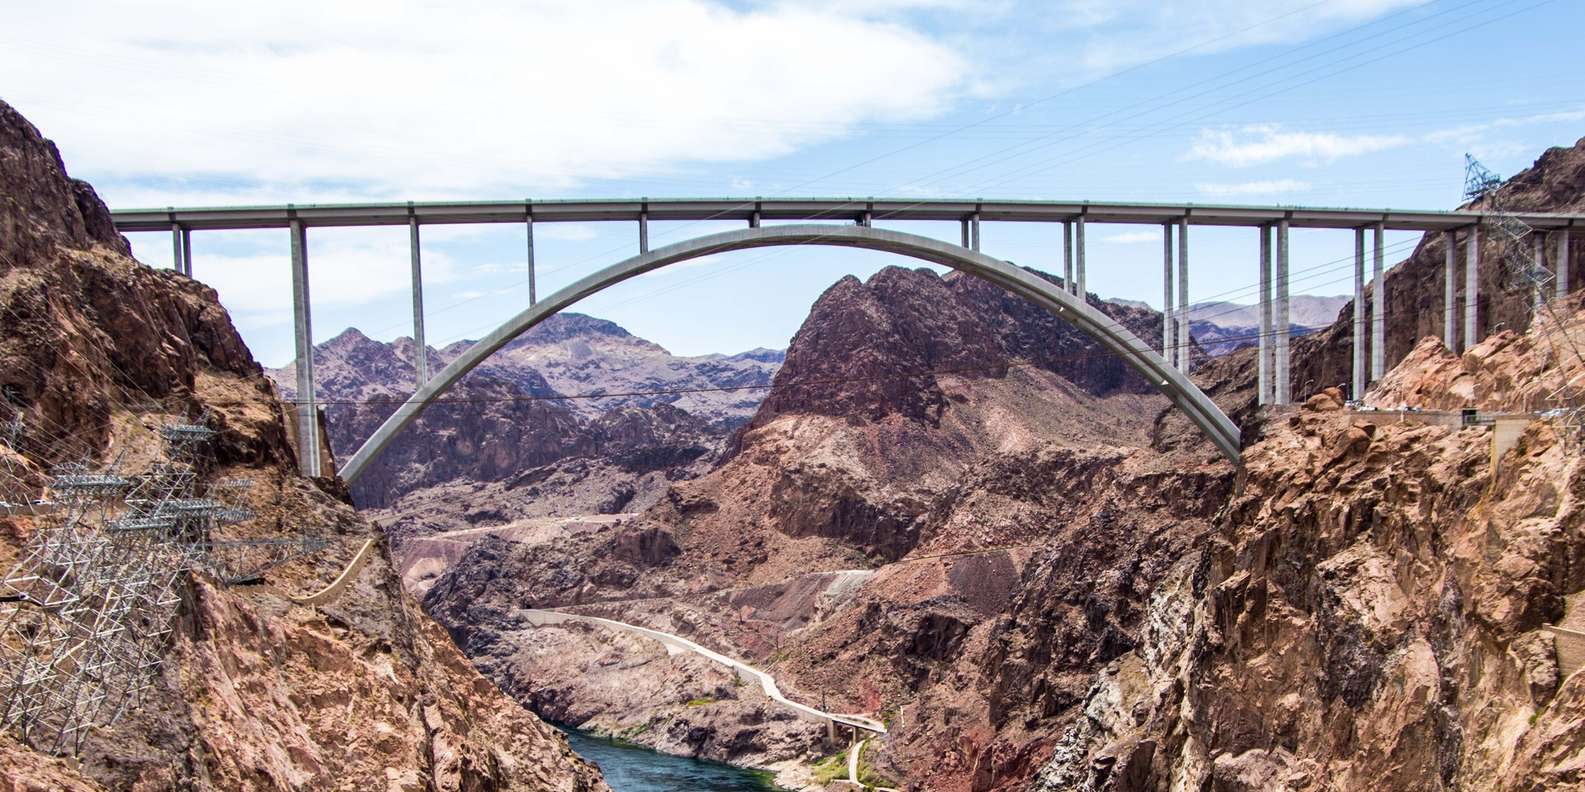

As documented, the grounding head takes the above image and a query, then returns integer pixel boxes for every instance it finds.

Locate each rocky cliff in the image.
[0,100,607,791]
[1032,356,1585,790]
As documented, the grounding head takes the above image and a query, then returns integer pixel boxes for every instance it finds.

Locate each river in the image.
[561,728,788,792]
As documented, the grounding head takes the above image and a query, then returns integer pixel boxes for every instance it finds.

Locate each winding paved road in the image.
[520,608,886,735]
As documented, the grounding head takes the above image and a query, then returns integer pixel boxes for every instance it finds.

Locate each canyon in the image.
[391,138,1585,791]
[6,89,1585,792]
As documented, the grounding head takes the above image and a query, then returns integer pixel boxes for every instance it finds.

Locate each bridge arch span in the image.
[339,224,1240,483]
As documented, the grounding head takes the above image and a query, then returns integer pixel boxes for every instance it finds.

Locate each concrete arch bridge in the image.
[108,197,1585,478]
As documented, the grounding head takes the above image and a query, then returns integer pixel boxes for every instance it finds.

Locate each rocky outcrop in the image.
[748,267,1180,434]
[0,99,606,791]
[1031,377,1585,792]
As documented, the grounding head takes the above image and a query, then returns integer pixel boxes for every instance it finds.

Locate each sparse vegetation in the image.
[811,749,849,785]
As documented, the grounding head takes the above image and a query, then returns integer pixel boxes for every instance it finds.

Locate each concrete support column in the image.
[1062,221,1074,295]
[171,226,185,274]
[289,219,321,478]
[1162,223,1174,361]
[1258,225,1271,405]
[1176,217,1189,371]
[1443,230,1456,351]
[1275,219,1291,404]
[525,216,537,305]
[749,209,761,229]
[1465,225,1480,350]
[1371,222,1385,383]
[1560,231,1571,297]
[638,210,649,254]
[971,213,981,252]
[409,216,429,386]
[960,218,970,248]
[179,227,192,277]
[1535,234,1547,312]
[1352,228,1365,400]
[1076,214,1086,301]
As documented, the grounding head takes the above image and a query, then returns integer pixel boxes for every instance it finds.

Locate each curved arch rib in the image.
[340,225,1240,484]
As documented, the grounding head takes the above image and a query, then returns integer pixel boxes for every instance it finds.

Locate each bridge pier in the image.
[960,218,970,248]
[1371,222,1385,383]
[1444,231,1457,350]
[1465,225,1480,351]
[1258,225,1271,405]
[639,209,649,254]
[971,212,981,252]
[1075,213,1086,301]
[1275,218,1291,404]
[1536,234,1548,311]
[171,226,188,276]
[1176,216,1188,371]
[1560,231,1571,296]
[1162,222,1174,362]
[1352,228,1365,399]
[1063,221,1073,295]
[289,219,321,478]
[409,215,429,386]
[526,215,537,305]
[180,227,192,277]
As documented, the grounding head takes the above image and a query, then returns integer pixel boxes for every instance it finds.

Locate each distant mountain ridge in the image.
[268,313,781,507]
[1107,294,1350,356]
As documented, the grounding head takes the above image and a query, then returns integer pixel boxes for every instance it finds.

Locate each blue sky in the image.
[4,0,1583,365]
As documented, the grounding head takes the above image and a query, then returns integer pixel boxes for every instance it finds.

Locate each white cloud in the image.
[1040,0,1431,75]
[1196,178,1312,197]
[3,0,970,204]
[1188,107,1585,172]
[1188,125,1411,167]
[1103,231,1161,244]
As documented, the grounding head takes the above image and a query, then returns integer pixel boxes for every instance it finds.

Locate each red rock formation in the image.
[0,99,607,791]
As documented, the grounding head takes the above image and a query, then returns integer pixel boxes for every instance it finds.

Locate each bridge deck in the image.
[110,197,1585,233]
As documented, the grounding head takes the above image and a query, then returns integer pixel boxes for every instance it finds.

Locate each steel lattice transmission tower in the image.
[0,413,325,755]
[1464,154,1585,447]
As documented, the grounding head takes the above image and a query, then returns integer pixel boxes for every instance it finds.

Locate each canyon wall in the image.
[0,99,607,791]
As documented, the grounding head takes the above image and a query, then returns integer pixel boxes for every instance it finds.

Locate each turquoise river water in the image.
[561,727,787,792]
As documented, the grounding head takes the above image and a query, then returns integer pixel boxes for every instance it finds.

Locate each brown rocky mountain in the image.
[0,100,606,790]
[268,317,779,510]
[412,136,1585,792]
[418,264,1221,788]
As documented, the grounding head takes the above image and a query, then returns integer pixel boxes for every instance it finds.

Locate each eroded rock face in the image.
[747,267,1179,435]
[0,99,607,792]
[1032,380,1585,792]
